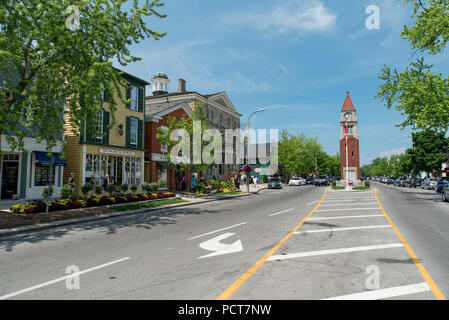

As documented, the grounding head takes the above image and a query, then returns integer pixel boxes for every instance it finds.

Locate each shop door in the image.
[1,162,19,199]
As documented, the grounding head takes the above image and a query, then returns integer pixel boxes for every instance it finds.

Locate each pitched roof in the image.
[341,91,355,111]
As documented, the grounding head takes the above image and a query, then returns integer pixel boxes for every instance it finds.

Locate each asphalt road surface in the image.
[0,183,447,300]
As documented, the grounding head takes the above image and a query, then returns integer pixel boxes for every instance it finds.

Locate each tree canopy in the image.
[278,130,340,177]
[0,0,166,152]
[376,0,449,132]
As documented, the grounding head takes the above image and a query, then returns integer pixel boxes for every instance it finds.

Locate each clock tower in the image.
[339,92,360,183]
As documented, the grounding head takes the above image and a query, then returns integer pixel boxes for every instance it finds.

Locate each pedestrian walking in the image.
[68,172,76,189]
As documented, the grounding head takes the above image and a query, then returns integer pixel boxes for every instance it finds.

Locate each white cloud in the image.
[378,147,407,159]
[222,0,337,35]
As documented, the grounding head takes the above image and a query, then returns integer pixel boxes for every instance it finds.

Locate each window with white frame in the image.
[160,126,168,153]
[130,86,139,110]
[95,110,103,143]
[130,117,138,147]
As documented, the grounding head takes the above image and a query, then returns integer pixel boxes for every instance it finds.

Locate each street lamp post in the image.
[247,108,265,194]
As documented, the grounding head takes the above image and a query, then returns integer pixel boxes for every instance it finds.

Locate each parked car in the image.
[442,185,449,201]
[268,177,282,189]
[436,177,449,193]
[403,177,412,188]
[289,177,306,186]
[421,178,438,190]
[386,177,396,185]
[408,177,421,188]
[306,178,315,185]
[393,178,402,187]
[314,175,330,186]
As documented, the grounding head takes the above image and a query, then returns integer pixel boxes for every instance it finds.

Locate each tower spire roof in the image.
[341,91,355,111]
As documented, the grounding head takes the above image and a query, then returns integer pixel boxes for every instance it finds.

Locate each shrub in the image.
[262,175,268,183]
[120,184,128,193]
[149,182,159,191]
[106,184,117,194]
[130,184,138,193]
[94,185,104,196]
[159,181,167,188]
[60,184,73,199]
[42,185,54,199]
[365,180,370,187]
[81,183,93,196]
[193,183,206,194]
[332,180,337,188]
[142,183,152,192]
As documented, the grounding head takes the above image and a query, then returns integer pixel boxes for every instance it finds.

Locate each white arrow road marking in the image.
[198,233,243,259]
[0,257,130,300]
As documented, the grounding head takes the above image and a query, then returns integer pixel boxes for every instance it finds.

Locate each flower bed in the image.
[10,192,176,214]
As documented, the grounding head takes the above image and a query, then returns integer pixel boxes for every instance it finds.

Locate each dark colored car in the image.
[403,178,412,187]
[407,177,421,188]
[306,178,315,185]
[393,178,402,186]
[268,177,282,189]
[386,178,396,185]
[442,185,449,201]
[315,175,330,186]
[436,177,449,193]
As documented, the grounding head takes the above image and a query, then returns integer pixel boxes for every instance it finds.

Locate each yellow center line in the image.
[374,188,446,300]
[216,187,330,300]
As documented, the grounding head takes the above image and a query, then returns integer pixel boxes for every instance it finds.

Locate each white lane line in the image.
[322,282,431,300]
[267,243,403,261]
[308,214,384,221]
[0,257,130,300]
[294,225,391,234]
[324,197,376,200]
[319,203,379,207]
[315,208,380,212]
[188,222,248,240]
[269,208,295,217]
[307,201,319,206]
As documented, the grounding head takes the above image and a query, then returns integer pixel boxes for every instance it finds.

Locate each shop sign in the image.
[99,149,135,156]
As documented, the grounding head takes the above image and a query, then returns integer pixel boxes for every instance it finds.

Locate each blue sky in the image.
[120,0,449,165]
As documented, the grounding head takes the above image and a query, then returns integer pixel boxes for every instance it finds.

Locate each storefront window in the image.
[158,168,167,185]
[35,166,55,186]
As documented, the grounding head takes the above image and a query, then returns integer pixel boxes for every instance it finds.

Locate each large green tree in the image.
[0,0,166,152]
[376,0,449,131]
[409,129,449,174]
[156,103,214,188]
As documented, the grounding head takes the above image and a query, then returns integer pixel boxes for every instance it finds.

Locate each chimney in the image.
[178,79,186,93]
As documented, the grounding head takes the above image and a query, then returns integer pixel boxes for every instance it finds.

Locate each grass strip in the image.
[110,198,186,212]
[215,191,242,196]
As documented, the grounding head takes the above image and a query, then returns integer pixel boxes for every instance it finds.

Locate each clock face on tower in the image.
[344,112,352,121]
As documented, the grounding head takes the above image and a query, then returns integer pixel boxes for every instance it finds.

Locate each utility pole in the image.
[247,108,264,194]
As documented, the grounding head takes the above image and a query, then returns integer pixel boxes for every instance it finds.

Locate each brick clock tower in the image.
[339,92,360,183]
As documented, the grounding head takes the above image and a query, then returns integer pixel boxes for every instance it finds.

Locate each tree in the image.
[156,102,214,189]
[408,129,449,174]
[0,0,166,152]
[376,0,449,132]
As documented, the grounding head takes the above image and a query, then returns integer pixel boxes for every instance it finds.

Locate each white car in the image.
[289,177,306,186]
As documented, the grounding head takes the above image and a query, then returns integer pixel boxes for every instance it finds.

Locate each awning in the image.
[33,151,67,167]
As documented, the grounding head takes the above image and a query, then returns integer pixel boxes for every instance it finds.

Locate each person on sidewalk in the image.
[234,174,240,190]
[68,172,76,189]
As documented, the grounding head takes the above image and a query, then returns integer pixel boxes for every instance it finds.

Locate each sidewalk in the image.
[0,186,267,238]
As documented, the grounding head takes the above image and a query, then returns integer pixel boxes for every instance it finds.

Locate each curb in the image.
[0,191,257,239]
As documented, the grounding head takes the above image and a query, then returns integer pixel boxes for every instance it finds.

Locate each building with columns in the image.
[339,92,360,184]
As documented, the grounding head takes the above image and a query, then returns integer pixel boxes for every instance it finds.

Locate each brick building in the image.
[145,73,241,190]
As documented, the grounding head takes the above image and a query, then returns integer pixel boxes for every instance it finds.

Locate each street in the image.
[0,184,447,300]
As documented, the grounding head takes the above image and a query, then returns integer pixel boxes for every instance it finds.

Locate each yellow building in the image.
[64,71,149,194]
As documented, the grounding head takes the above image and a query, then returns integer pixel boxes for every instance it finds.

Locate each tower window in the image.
[352,151,354,157]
